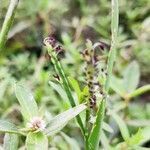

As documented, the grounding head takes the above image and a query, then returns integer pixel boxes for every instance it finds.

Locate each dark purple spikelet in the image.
[43,35,64,57]
[53,74,60,81]
[98,41,110,51]
[54,45,63,54]
[82,40,106,109]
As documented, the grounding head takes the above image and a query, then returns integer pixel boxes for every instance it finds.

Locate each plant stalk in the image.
[0,0,19,50]
[47,47,86,138]
[105,0,119,94]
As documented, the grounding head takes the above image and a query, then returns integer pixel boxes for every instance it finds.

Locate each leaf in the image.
[138,127,150,145]
[110,75,125,97]
[100,131,112,150]
[88,100,105,150]
[15,83,38,121]
[127,129,143,146]
[26,132,48,150]
[80,86,89,103]
[45,104,87,136]
[3,133,19,150]
[102,122,114,133]
[68,76,81,100]
[0,79,8,101]
[0,119,19,134]
[123,61,140,93]
[61,132,80,150]
[49,81,68,102]
[112,112,130,141]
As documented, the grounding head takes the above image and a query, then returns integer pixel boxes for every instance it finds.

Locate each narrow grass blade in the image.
[0,0,19,50]
[68,76,81,99]
[45,104,87,136]
[101,131,112,150]
[61,132,80,150]
[15,83,38,121]
[88,100,105,150]
[112,112,130,141]
[26,132,48,150]
[105,0,119,93]
[102,122,114,133]
[3,133,19,150]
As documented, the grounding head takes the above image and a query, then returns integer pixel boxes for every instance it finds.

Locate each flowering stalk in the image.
[0,0,19,50]
[43,36,86,137]
[82,40,108,148]
[105,0,119,94]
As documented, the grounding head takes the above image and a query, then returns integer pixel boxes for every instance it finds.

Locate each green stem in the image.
[47,48,86,137]
[0,0,19,50]
[105,0,119,94]
[128,85,150,99]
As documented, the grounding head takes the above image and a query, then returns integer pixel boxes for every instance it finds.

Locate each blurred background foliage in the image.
[0,0,150,149]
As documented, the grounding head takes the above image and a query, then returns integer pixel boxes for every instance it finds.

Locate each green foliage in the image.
[0,119,19,134]
[3,133,19,150]
[111,112,130,141]
[26,132,48,150]
[15,83,39,121]
[45,104,87,136]
[0,0,150,149]
[88,100,105,150]
[123,61,140,93]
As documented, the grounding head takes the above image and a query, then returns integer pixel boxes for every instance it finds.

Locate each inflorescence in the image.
[82,40,109,109]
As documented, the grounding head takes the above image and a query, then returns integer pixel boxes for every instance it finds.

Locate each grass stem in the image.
[0,0,19,50]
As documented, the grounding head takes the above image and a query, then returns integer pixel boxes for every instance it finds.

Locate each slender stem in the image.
[47,48,86,137]
[0,0,19,50]
[127,85,150,99]
[105,0,119,94]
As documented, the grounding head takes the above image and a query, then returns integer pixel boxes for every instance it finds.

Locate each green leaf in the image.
[123,61,140,93]
[68,76,81,100]
[110,75,125,97]
[15,83,38,121]
[49,81,68,101]
[45,104,87,136]
[0,79,8,101]
[127,129,143,146]
[3,133,19,150]
[61,132,80,150]
[0,119,19,134]
[102,122,114,133]
[26,132,48,150]
[88,100,105,150]
[112,112,130,140]
[138,127,150,145]
[80,86,89,103]
[101,131,112,150]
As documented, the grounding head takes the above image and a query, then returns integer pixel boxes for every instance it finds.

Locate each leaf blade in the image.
[15,83,38,121]
[45,104,87,136]
[26,132,48,150]
[0,119,19,134]
[123,61,140,93]
[3,133,19,150]
[88,100,105,150]
[112,112,130,141]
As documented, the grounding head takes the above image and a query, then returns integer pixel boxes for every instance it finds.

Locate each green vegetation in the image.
[0,0,150,149]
